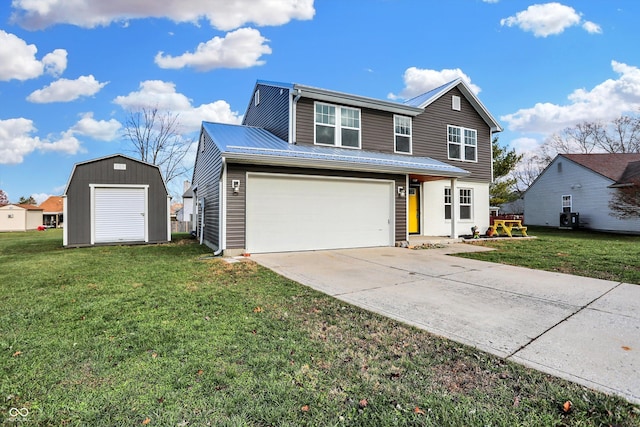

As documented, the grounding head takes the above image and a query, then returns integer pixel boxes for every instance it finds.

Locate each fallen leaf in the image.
[301,405,309,412]
[513,396,520,407]
[142,417,151,425]
[151,353,157,359]
[562,400,572,413]
[622,345,632,351]
[12,351,22,357]
[359,399,368,408]
[197,370,204,376]
[253,306,262,313]
[414,406,425,414]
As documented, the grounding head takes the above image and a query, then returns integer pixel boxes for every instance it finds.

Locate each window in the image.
[562,195,572,213]
[444,188,452,220]
[394,115,412,154]
[452,95,461,111]
[315,102,361,148]
[460,188,472,220]
[448,125,477,162]
[254,89,260,106]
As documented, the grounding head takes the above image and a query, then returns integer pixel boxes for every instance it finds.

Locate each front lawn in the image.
[1,230,638,426]
[458,227,640,284]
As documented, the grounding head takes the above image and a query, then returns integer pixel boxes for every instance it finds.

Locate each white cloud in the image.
[388,67,481,101]
[155,27,272,71]
[500,3,600,37]
[31,193,52,204]
[27,75,108,103]
[113,80,242,132]
[501,61,640,134]
[0,118,84,165]
[11,0,315,31]
[70,113,122,141]
[0,30,67,81]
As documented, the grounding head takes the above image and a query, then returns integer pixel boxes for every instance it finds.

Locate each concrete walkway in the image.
[250,245,640,404]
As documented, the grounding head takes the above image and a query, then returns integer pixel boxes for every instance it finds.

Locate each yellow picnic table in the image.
[492,219,527,237]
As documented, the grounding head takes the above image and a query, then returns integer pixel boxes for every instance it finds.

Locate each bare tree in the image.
[512,153,548,193]
[596,115,640,153]
[122,108,192,185]
[609,176,640,219]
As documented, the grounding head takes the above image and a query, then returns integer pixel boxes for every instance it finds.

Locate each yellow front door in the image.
[408,187,419,234]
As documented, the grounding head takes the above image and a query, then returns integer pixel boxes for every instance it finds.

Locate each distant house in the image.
[63,154,172,247]
[0,204,43,232]
[39,195,64,228]
[524,153,640,233]
[181,181,194,229]
[192,78,502,254]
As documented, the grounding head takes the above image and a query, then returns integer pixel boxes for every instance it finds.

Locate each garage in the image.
[246,173,394,253]
[64,154,171,247]
[93,186,147,243]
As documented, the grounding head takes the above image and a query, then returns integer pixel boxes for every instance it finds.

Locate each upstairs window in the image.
[448,125,477,162]
[315,102,361,148]
[394,115,412,154]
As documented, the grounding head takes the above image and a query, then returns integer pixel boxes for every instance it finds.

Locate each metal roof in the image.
[202,122,469,177]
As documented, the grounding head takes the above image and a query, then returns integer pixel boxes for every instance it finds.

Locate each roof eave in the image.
[222,153,470,178]
[293,84,423,117]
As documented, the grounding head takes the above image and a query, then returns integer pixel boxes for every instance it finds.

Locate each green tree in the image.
[18,195,36,205]
[490,137,522,206]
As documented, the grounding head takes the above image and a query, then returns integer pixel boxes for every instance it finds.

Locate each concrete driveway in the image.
[251,245,640,404]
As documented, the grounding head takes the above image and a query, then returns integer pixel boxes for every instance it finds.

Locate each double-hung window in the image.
[315,102,361,148]
[394,115,412,154]
[447,125,477,162]
[444,187,473,220]
[444,188,452,220]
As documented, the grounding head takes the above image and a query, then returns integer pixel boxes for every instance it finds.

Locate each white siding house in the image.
[524,154,640,233]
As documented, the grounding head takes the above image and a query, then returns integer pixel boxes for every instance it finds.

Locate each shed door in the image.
[246,174,393,253]
[94,187,147,243]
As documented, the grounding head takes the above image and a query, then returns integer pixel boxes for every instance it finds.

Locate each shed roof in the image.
[0,203,43,211]
[202,122,470,178]
[562,153,640,182]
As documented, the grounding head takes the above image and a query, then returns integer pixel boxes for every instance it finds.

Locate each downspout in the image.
[291,88,302,144]
[213,158,226,256]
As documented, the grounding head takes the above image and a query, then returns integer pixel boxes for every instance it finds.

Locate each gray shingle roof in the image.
[202,122,469,177]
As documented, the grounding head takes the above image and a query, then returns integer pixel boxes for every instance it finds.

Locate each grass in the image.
[0,230,638,426]
[458,226,640,284]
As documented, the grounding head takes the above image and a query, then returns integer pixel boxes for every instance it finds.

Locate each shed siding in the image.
[524,157,640,233]
[192,131,223,250]
[224,163,406,250]
[242,84,291,141]
[65,155,169,246]
[294,88,492,182]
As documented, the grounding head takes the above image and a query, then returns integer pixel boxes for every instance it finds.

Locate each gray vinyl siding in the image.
[413,87,492,182]
[294,89,492,182]
[242,84,291,141]
[224,163,406,249]
[192,131,223,250]
[524,157,640,233]
[65,155,168,246]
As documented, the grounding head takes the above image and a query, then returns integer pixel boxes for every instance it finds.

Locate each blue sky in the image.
[1,0,639,202]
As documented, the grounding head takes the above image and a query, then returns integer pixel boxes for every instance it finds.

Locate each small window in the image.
[562,195,572,213]
[315,102,360,148]
[448,125,477,162]
[460,188,473,220]
[254,89,260,106]
[444,188,452,220]
[394,115,412,154]
[452,95,461,111]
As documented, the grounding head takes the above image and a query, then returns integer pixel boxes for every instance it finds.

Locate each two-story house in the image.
[192,79,501,255]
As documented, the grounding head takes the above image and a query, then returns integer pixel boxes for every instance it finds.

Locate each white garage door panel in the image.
[246,174,393,253]
[95,187,146,243]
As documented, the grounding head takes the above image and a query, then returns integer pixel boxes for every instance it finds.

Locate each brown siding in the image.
[225,163,406,249]
[65,155,169,246]
[413,87,492,182]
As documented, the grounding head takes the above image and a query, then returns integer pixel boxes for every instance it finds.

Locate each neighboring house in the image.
[524,153,640,233]
[63,154,172,247]
[0,204,43,231]
[181,181,194,229]
[192,79,502,255]
[39,195,64,228]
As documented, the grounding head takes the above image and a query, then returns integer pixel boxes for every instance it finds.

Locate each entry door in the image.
[408,187,420,234]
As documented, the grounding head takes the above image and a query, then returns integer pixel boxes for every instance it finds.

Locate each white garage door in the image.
[246,174,394,253]
[94,187,147,243]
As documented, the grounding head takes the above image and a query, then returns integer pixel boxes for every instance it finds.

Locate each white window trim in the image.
[447,125,477,163]
[562,194,572,211]
[459,188,473,221]
[314,101,361,149]
[444,187,452,220]
[452,95,461,111]
[444,187,473,221]
[254,89,260,106]
[393,115,412,155]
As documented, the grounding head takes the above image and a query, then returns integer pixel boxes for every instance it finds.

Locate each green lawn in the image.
[1,230,638,426]
[458,226,640,284]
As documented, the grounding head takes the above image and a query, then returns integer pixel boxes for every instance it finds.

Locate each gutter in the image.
[291,88,302,144]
